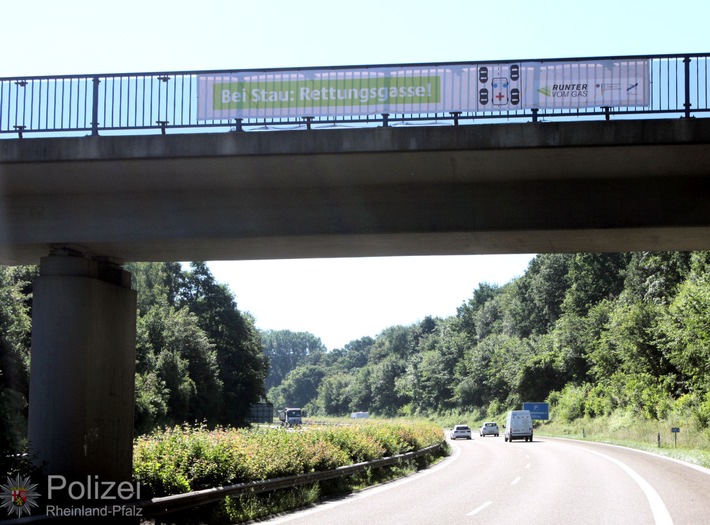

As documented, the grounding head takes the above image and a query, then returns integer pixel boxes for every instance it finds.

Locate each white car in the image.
[450,425,472,440]
[479,422,499,437]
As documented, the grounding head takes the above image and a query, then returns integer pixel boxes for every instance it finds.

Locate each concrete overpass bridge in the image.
[1,53,710,488]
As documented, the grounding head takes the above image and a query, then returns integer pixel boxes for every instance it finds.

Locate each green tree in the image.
[130,262,268,428]
[315,373,354,415]
[595,293,671,377]
[562,253,630,316]
[456,283,502,342]
[145,304,223,424]
[262,330,326,390]
[178,263,267,425]
[624,252,691,303]
[0,266,35,452]
[369,356,407,416]
[657,273,710,395]
[505,254,572,337]
[269,365,326,410]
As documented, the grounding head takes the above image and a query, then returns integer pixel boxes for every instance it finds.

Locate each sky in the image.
[3,1,708,349]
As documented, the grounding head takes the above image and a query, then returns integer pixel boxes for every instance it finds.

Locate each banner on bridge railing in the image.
[197,59,649,120]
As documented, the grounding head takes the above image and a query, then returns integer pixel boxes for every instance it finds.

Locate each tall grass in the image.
[133,419,447,523]
[537,411,710,468]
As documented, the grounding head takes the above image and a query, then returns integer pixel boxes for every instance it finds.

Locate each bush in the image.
[552,384,589,422]
[133,420,445,498]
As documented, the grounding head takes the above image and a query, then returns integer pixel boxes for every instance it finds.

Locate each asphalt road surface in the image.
[262,435,710,525]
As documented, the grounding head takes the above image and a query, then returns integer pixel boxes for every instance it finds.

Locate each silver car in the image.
[479,422,499,437]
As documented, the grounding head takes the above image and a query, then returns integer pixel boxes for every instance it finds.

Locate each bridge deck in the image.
[1,118,710,265]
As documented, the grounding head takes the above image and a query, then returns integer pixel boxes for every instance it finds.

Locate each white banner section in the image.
[197,60,649,120]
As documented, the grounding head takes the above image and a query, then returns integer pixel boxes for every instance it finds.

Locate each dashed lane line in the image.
[466,500,492,516]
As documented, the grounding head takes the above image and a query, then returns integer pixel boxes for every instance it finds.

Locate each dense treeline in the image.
[130,262,268,434]
[0,262,268,453]
[267,252,710,429]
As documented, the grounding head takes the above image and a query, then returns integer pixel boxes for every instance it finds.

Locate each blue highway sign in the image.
[523,402,549,420]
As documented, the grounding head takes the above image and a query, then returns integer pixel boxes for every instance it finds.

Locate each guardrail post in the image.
[450,111,462,126]
[382,113,389,127]
[683,56,692,118]
[91,77,100,136]
[531,108,539,123]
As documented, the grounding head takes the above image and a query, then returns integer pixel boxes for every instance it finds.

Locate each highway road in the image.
[263,435,710,525]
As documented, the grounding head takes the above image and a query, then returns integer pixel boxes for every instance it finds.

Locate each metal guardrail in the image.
[1,53,708,138]
[8,443,444,523]
[140,442,443,519]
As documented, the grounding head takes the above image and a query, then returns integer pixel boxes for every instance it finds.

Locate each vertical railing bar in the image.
[46,79,51,130]
[666,57,672,112]
[65,78,74,129]
[179,75,185,125]
[49,79,55,130]
[70,78,76,129]
[79,77,84,129]
[118,75,124,128]
[46,78,52,130]
[150,76,155,128]
[172,75,177,126]
[143,75,147,127]
[103,76,109,131]
[134,76,139,128]
[156,76,161,124]
[37,80,43,130]
[123,75,128,129]
[82,78,87,130]
[29,80,35,131]
[14,81,20,129]
[705,57,708,109]
[106,77,111,128]
[2,81,7,131]
[91,77,100,135]
[684,56,692,118]
[189,74,194,124]
[18,80,24,131]
[70,78,75,128]
[111,77,116,128]
[84,77,90,130]
[59,78,65,130]
[128,76,133,129]
[74,78,80,128]
[0,81,4,131]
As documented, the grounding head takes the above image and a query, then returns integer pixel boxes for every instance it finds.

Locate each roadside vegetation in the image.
[132,419,446,522]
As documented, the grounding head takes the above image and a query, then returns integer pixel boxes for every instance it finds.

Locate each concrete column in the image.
[28,252,137,483]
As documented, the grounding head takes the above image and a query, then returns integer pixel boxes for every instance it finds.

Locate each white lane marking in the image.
[584,448,673,525]
[511,476,521,485]
[525,463,531,469]
[467,500,492,516]
[265,442,462,523]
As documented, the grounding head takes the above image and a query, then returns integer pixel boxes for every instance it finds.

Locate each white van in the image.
[504,410,533,442]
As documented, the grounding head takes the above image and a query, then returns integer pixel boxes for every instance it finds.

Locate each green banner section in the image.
[214,75,441,110]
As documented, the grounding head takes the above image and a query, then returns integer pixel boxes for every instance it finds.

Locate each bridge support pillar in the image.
[28,251,137,483]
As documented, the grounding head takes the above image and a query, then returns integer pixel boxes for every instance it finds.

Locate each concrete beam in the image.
[2,118,710,265]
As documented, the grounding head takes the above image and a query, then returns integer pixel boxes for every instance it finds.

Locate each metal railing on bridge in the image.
[1,53,708,138]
